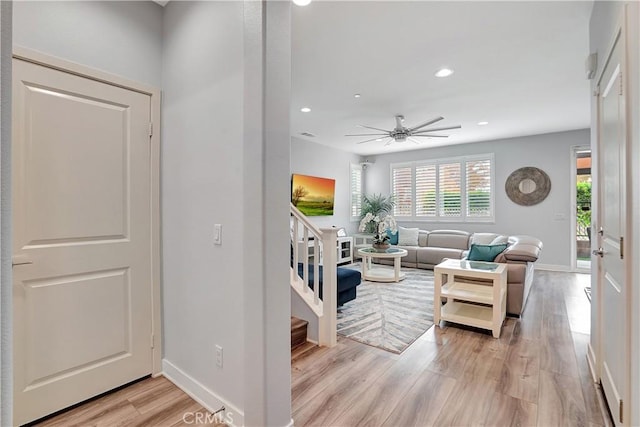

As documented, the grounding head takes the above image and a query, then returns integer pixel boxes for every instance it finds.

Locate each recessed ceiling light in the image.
[354,94,361,98]
[300,107,311,113]
[292,0,311,6]
[477,121,489,126]
[375,138,383,142]
[435,68,454,78]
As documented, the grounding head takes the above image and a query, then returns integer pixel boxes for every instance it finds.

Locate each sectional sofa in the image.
[374,229,543,315]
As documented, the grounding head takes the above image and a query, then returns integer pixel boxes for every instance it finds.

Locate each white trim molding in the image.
[534,263,573,272]
[162,359,245,427]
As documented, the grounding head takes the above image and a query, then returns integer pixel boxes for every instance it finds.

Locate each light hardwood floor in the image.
[32,271,606,427]
[292,270,611,427]
[31,376,225,427]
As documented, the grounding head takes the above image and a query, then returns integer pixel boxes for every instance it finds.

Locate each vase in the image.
[372,242,390,252]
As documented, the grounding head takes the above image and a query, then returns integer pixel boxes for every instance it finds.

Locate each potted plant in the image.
[360,194,395,233]
[359,213,398,251]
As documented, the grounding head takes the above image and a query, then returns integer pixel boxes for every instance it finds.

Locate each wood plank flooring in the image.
[292,270,612,427]
[32,376,225,427]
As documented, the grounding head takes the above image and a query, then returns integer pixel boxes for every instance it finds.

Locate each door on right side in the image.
[597,27,626,426]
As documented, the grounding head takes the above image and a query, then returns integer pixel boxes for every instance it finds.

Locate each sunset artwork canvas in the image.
[291,174,335,216]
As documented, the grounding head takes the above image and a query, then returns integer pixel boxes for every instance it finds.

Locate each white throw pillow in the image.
[398,226,420,246]
[471,233,498,246]
[490,235,509,245]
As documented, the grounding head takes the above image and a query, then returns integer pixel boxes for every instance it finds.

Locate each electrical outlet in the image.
[215,345,223,368]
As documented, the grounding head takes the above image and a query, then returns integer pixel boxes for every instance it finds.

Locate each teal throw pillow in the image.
[467,243,507,262]
[385,228,399,245]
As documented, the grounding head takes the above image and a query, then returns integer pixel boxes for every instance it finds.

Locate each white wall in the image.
[13,1,163,87]
[589,2,640,425]
[161,1,246,421]
[365,129,589,268]
[291,137,363,233]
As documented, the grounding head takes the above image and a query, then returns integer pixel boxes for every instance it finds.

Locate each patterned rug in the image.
[337,265,434,354]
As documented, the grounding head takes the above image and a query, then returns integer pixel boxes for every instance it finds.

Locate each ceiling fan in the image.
[346,115,461,145]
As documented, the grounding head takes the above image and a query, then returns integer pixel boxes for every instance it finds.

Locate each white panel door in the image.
[12,58,153,425]
[597,30,626,426]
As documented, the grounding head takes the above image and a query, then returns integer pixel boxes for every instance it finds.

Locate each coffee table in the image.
[357,247,408,282]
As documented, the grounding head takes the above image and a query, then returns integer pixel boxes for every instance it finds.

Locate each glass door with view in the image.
[576,149,591,271]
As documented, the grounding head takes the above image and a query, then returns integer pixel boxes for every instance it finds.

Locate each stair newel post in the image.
[319,227,338,347]
[292,217,299,282]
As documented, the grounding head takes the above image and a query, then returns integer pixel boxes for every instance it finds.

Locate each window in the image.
[350,163,363,219]
[391,154,494,222]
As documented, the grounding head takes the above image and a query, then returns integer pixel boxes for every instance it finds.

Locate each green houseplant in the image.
[360,193,395,233]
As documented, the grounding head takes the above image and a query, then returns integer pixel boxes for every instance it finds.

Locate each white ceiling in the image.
[291,1,593,156]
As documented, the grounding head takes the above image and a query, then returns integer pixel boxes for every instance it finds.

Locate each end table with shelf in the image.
[297,236,353,265]
[433,259,507,338]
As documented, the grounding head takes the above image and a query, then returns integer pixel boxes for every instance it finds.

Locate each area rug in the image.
[337,265,434,354]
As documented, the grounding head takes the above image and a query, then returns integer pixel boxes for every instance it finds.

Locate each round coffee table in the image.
[357,247,408,282]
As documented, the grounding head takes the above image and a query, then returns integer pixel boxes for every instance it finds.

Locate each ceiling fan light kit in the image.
[345,114,461,145]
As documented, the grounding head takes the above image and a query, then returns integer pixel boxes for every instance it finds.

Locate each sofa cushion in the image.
[491,235,509,245]
[468,243,508,262]
[503,235,543,262]
[418,230,429,247]
[427,230,471,250]
[417,247,465,266]
[398,226,419,246]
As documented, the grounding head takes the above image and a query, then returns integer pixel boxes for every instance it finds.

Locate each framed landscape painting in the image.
[291,173,335,216]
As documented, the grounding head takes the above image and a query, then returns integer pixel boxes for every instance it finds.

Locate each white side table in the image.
[433,259,507,338]
[357,247,407,282]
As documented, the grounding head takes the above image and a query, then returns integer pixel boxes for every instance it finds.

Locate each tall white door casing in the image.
[597,27,627,427]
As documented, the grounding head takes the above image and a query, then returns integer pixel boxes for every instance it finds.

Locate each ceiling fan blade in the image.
[412,125,462,134]
[408,137,422,145]
[356,136,389,144]
[408,116,444,132]
[411,134,450,138]
[384,138,394,146]
[345,133,390,137]
[357,124,392,133]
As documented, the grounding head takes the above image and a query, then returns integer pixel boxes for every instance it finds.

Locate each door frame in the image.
[12,46,163,376]
[570,145,591,273]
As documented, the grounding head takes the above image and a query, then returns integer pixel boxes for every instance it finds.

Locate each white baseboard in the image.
[162,359,244,427]
[535,263,572,272]
[587,343,598,382]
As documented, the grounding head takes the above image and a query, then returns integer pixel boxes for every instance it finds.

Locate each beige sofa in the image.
[375,230,543,315]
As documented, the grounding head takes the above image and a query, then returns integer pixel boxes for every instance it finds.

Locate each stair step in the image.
[291,316,308,350]
[291,341,319,362]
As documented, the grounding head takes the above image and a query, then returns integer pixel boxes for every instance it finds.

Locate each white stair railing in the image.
[290,203,338,347]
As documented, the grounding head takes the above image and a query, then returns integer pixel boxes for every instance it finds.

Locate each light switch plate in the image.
[214,224,222,245]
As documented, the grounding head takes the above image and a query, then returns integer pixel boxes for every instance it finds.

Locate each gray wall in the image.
[161,0,246,418]
[291,137,363,233]
[13,1,163,87]
[365,129,590,268]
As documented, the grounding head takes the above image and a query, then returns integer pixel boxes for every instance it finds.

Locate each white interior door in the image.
[12,58,153,425]
[597,29,627,426]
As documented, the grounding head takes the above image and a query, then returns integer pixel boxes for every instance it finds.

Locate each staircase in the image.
[291,317,308,350]
[290,203,338,347]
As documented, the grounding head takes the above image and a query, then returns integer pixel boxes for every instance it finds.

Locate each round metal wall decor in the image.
[505,167,551,206]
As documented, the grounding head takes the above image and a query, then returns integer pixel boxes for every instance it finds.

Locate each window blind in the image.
[415,164,436,217]
[350,164,362,218]
[438,162,462,217]
[392,165,413,216]
[466,159,492,217]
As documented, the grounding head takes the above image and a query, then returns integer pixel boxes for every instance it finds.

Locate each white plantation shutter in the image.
[390,154,493,221]
[415,163,436,217]
[438,162,461,217]
[391,165,413,216]
[466,159,492,217]
[350,164,363,218]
